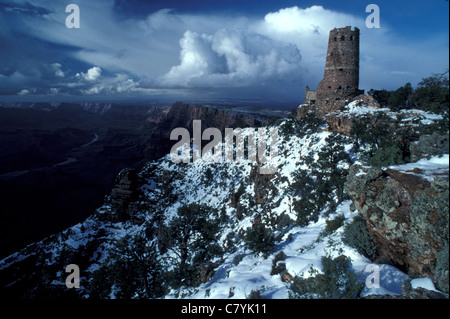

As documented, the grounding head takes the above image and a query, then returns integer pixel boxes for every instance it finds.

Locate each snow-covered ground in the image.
[168,199,416,299]
[142,121,445,299]
[341,100,445,125]
[147,115,447,299]
[0,104,447,299]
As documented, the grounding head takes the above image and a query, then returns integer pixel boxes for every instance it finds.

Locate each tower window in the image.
[350,35,354,41]
[341,35,345,41]
[333,37,337,42]
[339,68,343,72]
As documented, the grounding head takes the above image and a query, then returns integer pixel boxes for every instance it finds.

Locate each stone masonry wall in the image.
[302,26,364,117]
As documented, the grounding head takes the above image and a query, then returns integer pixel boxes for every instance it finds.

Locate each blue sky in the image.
[0,0,448,107]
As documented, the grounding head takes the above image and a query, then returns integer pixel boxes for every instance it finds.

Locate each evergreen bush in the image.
[289,255,363,299]
[317,255,363,298]
[289,133,352,227]
[89,233,165,299]
[324,214,346,234]
[342,215,377,259]
[271,251,287,275]
[247,289,265,299]
[368,144,404,167]
[409,72,449,113]
[245,223,275,258]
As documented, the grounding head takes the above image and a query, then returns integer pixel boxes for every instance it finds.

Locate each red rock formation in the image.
[345,163,449,293]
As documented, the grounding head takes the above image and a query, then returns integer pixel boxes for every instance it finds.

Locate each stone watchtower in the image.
[302,26,365,117]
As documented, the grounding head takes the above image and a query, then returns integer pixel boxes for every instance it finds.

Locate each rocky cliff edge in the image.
[345,155,449,293]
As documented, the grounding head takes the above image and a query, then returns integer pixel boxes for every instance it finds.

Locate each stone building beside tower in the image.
[300,26,377,118]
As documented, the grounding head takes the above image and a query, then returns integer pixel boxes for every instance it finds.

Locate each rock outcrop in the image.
[161,102,270,134]
[325,111,358,136]
[362,278,448,299]
[345,162,449,293]
[410,133,449,162]
[249,165,275,205]
[110,168,141,221]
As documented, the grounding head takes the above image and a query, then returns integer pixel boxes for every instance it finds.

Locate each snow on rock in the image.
[346,101,390,116]
[340,101,445,127]
[386,154,449,181]
[359,264,409,297]
[410,277,439,292]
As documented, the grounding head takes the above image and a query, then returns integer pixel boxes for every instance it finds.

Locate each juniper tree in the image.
[164,203,222,287]
[90,232,164,299]
[289,133,352,225]
[246,223,275,258]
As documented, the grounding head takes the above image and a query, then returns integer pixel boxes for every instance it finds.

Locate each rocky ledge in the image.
[345,156,449,293]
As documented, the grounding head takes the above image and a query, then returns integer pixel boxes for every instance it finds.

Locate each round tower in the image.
[316,26,363,114]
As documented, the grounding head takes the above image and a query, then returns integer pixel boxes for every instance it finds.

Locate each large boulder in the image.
[345,161,449,293]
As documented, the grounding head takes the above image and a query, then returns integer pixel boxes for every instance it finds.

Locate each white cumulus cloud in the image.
[76,66,102,81]
[50,63,65,78]
[158,28,303,91]
[17,89,30,96]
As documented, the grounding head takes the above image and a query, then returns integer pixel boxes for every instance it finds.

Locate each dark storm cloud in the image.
[0,1,50,16]
[0,0,448,104]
